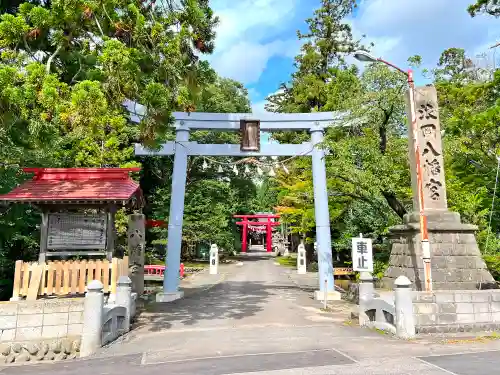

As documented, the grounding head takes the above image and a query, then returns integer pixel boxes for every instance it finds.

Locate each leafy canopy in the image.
[468,0,500,16]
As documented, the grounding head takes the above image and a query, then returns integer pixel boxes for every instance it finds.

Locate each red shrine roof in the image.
[0,168,143,205]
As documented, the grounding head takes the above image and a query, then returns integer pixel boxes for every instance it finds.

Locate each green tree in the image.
[267,9,411,260]
[265,0,409,264]
[196,77,251,113]
[326,62,411,219]
[468,0,500,16]
[274,158,316,235]
[264,0,363,252]
[431,48,500,252]
[266,0,365,115]
[0,0,218,150]
[252,178,279,213]
[432,48,488,84]
[0,0,219,296]
[319,63,410,261]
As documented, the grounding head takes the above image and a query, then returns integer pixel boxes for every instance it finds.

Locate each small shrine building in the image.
[0,168,143,262]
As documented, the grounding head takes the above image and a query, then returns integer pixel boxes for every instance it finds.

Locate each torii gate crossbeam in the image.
[135,111,340,302]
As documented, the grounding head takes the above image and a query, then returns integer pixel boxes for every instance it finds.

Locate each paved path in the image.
[4,251,500,374]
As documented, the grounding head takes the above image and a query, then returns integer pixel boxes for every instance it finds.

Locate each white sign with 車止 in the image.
[352,235,373,272]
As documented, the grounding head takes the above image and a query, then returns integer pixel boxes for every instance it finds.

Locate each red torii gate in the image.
[234,214,280,253]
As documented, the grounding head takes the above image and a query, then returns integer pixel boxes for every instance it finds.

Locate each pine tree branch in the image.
[46,45,62,74]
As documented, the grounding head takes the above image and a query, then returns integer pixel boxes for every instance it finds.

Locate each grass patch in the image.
[442,332,500,344]
[372,328,389,335]
[276,256,297,267]
[183,262,208,268]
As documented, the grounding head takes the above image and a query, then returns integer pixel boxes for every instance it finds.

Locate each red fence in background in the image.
[145,263,185,278]
[145,219,167,227]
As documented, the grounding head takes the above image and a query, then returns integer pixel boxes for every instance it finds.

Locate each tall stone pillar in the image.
[310,126,335,295]
[127,213,145,295]
[383,85,494,290]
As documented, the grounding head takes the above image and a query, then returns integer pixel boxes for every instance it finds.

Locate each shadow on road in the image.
[133,281,315,333]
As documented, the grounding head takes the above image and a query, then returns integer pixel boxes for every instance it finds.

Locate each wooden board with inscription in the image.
[334,268,354,276]
[47,213,107,250]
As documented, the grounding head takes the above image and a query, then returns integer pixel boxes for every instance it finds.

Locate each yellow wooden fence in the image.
[11,257,129,300]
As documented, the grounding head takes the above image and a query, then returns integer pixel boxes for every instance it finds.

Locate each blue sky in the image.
[205,0,500,114]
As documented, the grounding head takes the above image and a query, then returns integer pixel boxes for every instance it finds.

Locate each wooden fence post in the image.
[10,258,127,300]
[10,260,23,301]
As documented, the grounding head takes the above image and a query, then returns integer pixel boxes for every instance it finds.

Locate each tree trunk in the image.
[381,191,407,219]
[379,123,387,154]
[378,105,392,155]
[378,104,406,220]
[291,233,300,252]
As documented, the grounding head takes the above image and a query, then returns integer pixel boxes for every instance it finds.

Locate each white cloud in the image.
[209,39,300,84]
[350,0,500,79]
[247,87,260,100]
[207,0,300,85]
[251,88,284,114]
[209,0,500,106]
[252,100,268,114]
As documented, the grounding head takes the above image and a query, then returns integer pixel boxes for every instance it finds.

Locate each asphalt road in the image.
[418,350,500,375]
[3,251,500,374]
[6,350,500,375]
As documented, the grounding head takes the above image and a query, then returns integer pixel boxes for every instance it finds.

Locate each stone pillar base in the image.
[156,291,184,303]
[383,211,494,291]
[314,290,341,301]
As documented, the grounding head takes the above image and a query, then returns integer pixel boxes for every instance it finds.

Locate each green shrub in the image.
[484,255,500,281]
[373,260,389,280]
[308,261,318,272]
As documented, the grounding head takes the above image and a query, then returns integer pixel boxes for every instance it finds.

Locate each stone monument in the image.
[272,232,285,255]
[127,213,145,295]
[383,85,494,290]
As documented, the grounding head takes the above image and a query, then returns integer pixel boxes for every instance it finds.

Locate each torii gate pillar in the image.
[159,128,190,301]
[135,111,342,302]
[311,126,336,300]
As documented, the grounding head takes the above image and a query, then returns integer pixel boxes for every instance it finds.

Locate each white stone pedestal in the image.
[156,291,184,303]
[314,290,341,301]
[297,243,306,274]
[210,244,219,275]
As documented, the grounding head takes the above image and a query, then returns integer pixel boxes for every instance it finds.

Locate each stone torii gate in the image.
[135,112,342,302]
